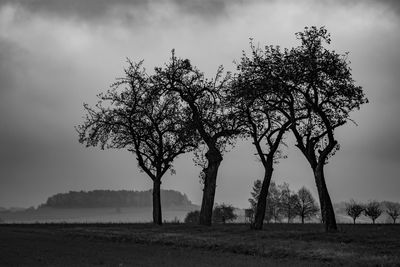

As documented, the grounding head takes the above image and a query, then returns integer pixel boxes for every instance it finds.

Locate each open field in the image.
[1,223,399,266]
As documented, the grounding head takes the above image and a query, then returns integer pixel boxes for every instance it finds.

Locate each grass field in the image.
[1,223,399,266]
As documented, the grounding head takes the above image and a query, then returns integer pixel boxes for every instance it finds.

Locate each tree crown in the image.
[76,60,196,180]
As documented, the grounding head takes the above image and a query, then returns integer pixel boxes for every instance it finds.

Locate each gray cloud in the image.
[0,0,249,23]
[0,39,25,94]
[359,0,400,15]
[173,0,243,18]
[320,0,400,16]
[0,0,149,21]
[384,0,400,13]
[1,0,398,22]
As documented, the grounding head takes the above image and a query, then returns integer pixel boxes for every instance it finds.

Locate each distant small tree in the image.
[249,180,281,223]
[385,202,400,224]
[244,208,254,223]
[345,200,364,224]
[267,181,282,223]
[248,180,262,213]
[295,187,319,224]
[184,210,200,224]
[279,183,300,223]
[364,201,382,224]
[212,203,237,224]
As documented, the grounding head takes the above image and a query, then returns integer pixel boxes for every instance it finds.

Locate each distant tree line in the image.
[247,180,319,224]
[77,26,367,231]
[41,189,193,208]
[345,200,400,224]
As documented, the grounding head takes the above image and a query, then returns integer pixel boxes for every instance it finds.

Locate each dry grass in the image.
[2,223,400,266]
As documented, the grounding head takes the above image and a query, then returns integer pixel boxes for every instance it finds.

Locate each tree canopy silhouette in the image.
[231,41,295,230]
[76,26,366,230]
[153,51,242,226]
[234,26,366,231]
[281,26,368,231]
[76,60,196,225]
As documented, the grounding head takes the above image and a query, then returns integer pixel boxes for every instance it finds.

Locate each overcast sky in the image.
[1,0,399,208]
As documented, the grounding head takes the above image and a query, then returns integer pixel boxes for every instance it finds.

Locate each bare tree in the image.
[295,186,319,224]
[154,51,242,226]
[231,41,293,230]
[280,27,368,232]
[76,60,195,225]
[385,202,400,224]
[364,201,382,224]
[279,183,300,223]
[345,200,364,224]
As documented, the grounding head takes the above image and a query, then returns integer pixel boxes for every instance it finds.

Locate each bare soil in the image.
[0,223,399,266]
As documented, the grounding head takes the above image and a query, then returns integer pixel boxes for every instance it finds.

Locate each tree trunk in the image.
[302,216,305,224]
[152,179,162,225]
[372,218,375,224]
[314,164,337,232]
[353,218,356,225]
[252,160,273,230]
[199,149,222,226]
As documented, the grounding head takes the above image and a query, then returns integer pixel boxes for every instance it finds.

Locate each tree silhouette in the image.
[76,60,195,225]
[385,202,400,224]
[279,183,300,223]
[281,27,368,232]
[295,186,319,224]
[364,201,382,224]
[232,42,293,230]
[153,51,242,226]
[345,200,364,224]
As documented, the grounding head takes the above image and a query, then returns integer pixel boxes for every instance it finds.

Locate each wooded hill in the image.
[41,189,194,208]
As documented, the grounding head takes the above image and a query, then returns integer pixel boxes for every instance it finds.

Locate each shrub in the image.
[212,203,237,224]
[184,210,200,224]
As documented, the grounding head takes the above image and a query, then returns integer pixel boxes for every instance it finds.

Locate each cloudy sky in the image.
[1,0,399,209]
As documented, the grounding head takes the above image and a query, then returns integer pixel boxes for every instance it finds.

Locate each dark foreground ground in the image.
[0,223,399,266]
